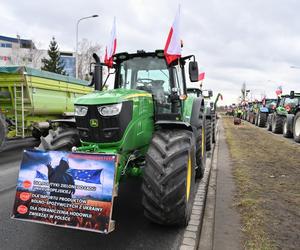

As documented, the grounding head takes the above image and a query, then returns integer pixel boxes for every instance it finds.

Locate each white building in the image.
[0,35,76,77]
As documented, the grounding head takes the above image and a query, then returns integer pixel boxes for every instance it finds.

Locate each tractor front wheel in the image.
[142,129,196,226]
[257,112,267,127]
[37,127,80,151]
[272,115,284,134]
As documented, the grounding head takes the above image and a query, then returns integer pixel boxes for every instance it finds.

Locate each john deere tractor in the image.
[39,50,207,226]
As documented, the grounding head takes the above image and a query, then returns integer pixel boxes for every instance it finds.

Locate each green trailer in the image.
[0,66,92,150]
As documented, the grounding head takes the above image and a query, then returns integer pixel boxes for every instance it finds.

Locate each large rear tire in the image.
[283,117,293,138]
[266,115,272,131]
[37,127,80,151]
[272,114,284,134]
[205,119,212,151]
[293,112,300,143]
[142,129,196,226]
[0,114,7,151]
[257,112,267,127]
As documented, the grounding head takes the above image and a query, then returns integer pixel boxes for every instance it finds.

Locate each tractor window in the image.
[118,57,172,109]
[284,97,299,107]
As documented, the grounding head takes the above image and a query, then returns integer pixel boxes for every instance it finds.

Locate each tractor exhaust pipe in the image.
[92,53,103,91]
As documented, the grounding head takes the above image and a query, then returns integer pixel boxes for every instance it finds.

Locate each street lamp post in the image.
[76,14,99,79]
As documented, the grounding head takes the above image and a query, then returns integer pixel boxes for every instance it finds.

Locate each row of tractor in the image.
[236,91,300,143]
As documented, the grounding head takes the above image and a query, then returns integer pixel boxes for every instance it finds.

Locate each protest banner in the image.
[11,149,117,234]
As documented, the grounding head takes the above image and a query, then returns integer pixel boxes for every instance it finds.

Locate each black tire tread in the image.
[142,129,195,226]
[37,127,80,151]
[272,114,284,134]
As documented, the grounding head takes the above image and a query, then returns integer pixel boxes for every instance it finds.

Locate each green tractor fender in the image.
[190,97,206,127]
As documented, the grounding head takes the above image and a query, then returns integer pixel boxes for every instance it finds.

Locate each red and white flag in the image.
[164,6,181,65]
[275,85,282,96]
[104,17,117,68]
[198,72,205,81]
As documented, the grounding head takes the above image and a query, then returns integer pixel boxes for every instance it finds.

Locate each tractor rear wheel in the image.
[142,129,196,226]
[37,127,80,151]
[255,114,259,126]
[0,114,7,151]
[272,114,284,134]
[205,119,212,151]
[283,117,293,138]
[257,113,267,127]
[293,112,300,143]
[266,115,272,131]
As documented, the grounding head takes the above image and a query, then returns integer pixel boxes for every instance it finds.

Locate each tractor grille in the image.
[75,101,133,143]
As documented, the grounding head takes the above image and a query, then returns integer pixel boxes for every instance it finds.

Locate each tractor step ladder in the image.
[14,83,25,138]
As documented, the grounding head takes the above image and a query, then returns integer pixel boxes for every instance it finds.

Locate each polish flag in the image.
[104,17,117,68]
[164,6,181,65]
[198,72,205,81]
[275,86,282,96]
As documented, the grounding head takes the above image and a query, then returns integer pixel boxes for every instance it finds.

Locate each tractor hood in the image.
[75,88,152,105]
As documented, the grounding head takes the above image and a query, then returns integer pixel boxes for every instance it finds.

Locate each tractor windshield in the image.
[117,57,177,114]
[118,57,170,94]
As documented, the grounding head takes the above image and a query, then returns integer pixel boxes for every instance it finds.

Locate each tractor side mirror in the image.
[290,91,295,99]
[202,89,213,98]
[189,61,199,82]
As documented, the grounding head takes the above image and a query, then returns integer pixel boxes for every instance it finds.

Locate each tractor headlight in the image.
[75,106,88,116]
[98,103,122,116]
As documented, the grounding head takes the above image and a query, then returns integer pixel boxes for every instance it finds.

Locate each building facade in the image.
[0,35,75,77]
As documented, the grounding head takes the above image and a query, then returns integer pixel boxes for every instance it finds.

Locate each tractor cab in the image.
[113,50,199,121]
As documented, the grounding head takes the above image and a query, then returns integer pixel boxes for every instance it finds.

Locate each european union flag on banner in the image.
[68,169,103,184]
[35,170,48,181]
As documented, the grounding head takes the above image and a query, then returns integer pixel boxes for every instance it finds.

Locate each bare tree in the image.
[11,40,45,69]
[77,39,102,80]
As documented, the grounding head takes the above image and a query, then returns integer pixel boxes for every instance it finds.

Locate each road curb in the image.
[179,123,219,250]
[197,124,220,250]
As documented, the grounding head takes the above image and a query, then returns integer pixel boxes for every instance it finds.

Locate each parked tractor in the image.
[266,93,298,135]
[187,88,216,152]
[254,98,277,127]
[0,66,92,150]
[281,91,300,142]
[248,101,260,124]
[38,50,207,226]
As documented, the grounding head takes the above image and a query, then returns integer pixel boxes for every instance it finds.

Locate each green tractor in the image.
[281,91,300,142]
[186,88,219,152]
[38,50,207,226]
[266,93,297,134]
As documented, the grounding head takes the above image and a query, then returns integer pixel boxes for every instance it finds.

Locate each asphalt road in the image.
[0,140,185,250]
